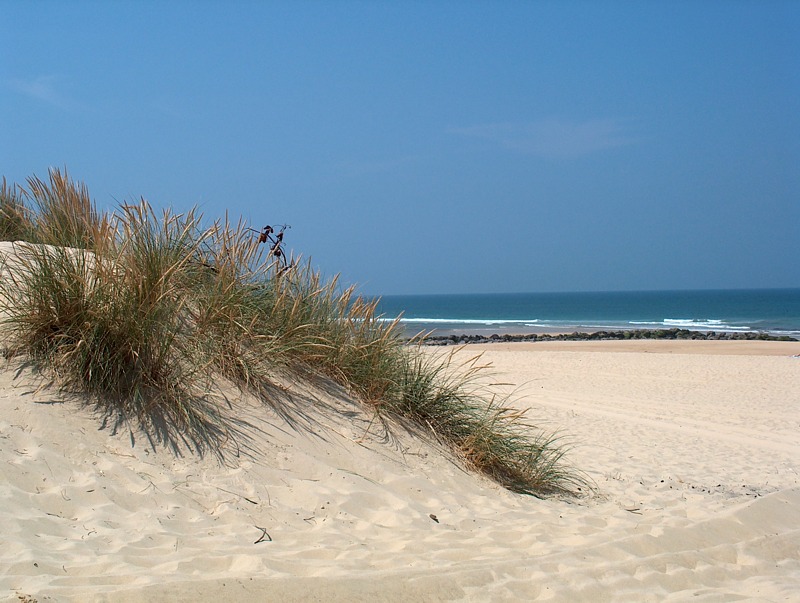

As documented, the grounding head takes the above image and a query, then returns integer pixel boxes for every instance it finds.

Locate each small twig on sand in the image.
[254,526,272,543]
[215,485,258,505]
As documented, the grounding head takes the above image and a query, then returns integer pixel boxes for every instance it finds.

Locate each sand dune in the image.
[2,340,799,602]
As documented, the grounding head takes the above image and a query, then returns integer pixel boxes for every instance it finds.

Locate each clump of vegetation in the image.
[0,177,34,241]
[0,168,585,496]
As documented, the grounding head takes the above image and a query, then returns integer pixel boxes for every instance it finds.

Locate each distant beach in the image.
[375,289,800,339]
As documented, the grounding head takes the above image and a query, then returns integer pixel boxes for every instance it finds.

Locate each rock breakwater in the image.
[419,328,798,346]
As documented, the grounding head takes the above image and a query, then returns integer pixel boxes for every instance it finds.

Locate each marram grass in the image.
[0,169,586,496]
[0,177,34,242]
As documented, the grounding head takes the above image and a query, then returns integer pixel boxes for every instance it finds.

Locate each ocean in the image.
[373,289,800,338]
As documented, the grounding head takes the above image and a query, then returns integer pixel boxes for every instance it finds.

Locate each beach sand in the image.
[2,340,799,602]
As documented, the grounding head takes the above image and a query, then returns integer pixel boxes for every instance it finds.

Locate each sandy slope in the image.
[2,340,799,602]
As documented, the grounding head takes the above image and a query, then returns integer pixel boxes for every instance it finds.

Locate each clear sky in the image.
[2,1,798,295]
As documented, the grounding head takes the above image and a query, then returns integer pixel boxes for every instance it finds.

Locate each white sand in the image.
[2,340,799,602]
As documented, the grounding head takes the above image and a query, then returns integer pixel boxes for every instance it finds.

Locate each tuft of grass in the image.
[0,170,587,496]
[0,177,34,242]
[0,202,228,452]
[387,349,583,496]
[24,167,106,249]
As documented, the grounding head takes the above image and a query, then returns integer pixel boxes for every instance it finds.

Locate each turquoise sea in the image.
[373,289,800,338]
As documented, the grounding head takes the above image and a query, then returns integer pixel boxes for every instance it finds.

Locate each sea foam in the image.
[630,319,750,332]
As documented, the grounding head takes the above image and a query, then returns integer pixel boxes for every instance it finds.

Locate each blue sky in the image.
[2,1,798,295]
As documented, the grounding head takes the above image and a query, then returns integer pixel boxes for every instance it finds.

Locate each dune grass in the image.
[0,168,585,496]
[0,177,34,242]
